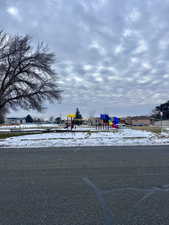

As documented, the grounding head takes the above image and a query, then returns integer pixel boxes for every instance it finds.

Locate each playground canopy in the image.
[100,114,120,124]
[67,114,76,118]
[113,117,120,124]
[100,114,110,121]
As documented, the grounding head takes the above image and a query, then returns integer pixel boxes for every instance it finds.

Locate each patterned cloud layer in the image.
[1,0,169,116]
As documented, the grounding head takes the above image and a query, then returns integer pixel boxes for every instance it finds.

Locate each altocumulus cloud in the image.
[0,0,169,117]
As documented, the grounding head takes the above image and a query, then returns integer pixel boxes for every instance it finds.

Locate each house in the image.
[125,116,152,126]
[5,117,26,125]
[88,117,103,126]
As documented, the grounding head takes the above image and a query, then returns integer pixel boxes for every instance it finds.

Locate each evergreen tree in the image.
[74,108,82,125]
[55,117,61,124]
[152,101,169,120]
[25,114,34,123]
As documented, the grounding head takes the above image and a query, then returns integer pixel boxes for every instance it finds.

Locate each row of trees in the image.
[0,31,61,123]
[25,114,61,123]
[24,108,83,124]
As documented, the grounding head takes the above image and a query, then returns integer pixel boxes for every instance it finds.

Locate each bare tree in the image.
[0,31,61,120]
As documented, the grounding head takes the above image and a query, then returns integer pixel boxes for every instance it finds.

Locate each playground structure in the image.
[65,114,85,130]
[99,114,121,130]
[65,114,76,130]
[88,114,125,130]
[65,113,125,130]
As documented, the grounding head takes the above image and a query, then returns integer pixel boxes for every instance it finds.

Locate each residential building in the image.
[88,117,103,126]
[5,117,26,125]
[125,116,152,126]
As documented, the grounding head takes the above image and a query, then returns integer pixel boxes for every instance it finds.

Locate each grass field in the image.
[131,126,166,134]
[0,126,166,143]
[0,129,118,140]
[0,132,42,139]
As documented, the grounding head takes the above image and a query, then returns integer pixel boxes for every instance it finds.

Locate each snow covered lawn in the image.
[0,123,59,132]
[0,128,169,148]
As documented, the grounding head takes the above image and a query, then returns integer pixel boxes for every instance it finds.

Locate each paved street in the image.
[1,145,169,225]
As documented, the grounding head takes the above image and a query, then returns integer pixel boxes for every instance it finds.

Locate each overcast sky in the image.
[1,0,169,118]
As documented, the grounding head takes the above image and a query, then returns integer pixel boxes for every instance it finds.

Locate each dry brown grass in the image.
[130,126,164,134]
[0,132,42,139]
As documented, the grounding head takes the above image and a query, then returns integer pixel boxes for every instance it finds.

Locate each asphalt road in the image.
[1,145,169,225]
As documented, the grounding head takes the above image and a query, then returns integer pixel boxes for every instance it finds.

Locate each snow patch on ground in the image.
[0,128,169,148]
[0,123,58,130]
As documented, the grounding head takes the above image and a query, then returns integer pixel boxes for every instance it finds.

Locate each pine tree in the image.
[25,114,34,123]
[74,108,82,125]
[152,101,169,120]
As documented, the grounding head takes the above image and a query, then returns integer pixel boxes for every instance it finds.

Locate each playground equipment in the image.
[66,114,76,130]
[100,114,111,129]
[66,114,84,130]
[113,117,120,128]
[99,114,121,129]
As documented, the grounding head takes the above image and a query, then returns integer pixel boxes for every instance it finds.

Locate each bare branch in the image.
[0,31,62,115]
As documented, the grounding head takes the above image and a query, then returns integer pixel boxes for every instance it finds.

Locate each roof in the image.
[6,117,26,120]
[127,116,151,120]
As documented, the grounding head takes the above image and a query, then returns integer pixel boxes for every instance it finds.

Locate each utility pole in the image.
[160,111,163,133]
[60,113,62,126]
